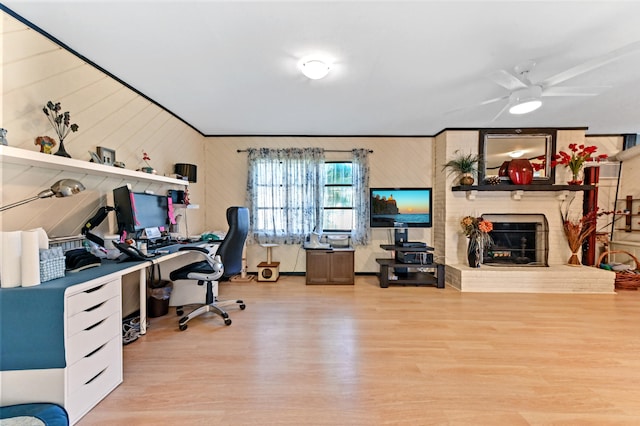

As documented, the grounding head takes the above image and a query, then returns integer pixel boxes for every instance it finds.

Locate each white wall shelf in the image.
[1,145,189,186]
[451,184,593,201]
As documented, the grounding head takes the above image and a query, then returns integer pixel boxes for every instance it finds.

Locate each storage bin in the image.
[40,256,66,282]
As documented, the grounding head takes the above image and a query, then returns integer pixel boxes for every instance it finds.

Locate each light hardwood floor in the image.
[80,276,640,425]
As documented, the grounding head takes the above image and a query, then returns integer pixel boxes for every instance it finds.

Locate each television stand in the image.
[376,244,444,289]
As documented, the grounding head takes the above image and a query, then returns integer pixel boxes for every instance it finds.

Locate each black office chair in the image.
[169,207,249,330]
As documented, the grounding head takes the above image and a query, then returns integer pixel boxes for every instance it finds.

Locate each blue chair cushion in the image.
[0,403,69,426]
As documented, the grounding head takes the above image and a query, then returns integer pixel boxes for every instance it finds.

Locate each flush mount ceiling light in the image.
[508,86,543,114]
[299,59,331,80]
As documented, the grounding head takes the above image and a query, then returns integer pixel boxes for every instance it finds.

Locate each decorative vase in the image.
[508,158,533,185]
[567,252,581,266]
[467,238,481,268]
[498,161,510,178]
[567,170,583,185]
[459,173,474,186]
[53,140,71,158]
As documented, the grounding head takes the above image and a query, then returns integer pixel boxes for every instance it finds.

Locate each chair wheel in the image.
[179,323,188,331]
[176,309,183,316]
[239,304,246,310]
[224,318,232,326]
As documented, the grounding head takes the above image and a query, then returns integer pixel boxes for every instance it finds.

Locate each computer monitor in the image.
[113,185,169,236]
[131,192,169,232]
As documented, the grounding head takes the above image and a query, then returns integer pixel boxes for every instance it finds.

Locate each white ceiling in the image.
[5,1,640,136]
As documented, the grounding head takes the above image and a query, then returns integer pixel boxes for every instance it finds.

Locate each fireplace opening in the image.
[482,214,549,267]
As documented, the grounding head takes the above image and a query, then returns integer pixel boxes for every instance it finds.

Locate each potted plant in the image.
[42,101,79,158]
[443,150,479,185]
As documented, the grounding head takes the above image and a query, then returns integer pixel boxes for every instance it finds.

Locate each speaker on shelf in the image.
[174,163,198,183]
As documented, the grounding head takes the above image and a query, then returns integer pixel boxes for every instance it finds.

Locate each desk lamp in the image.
[0,178,85,211]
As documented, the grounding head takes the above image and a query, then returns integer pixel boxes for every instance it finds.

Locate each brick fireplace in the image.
[482,213,548,267]
[435,129,615,293]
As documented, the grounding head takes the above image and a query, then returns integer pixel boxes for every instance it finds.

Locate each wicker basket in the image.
[597,250,640,291]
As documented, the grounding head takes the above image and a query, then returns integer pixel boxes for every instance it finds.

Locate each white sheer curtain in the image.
[246,148,325,244]
[351,149,370,245]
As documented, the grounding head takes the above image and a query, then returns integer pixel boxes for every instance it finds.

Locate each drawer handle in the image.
[86,301,106,312]
[85,284,106,294]
[85,318,106,331]
[85,342,107,358]
[85,367,107,385]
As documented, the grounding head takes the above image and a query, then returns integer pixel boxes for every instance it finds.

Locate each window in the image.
[247,148,370,245]
[323,162,354,231]
[247,148,324,244]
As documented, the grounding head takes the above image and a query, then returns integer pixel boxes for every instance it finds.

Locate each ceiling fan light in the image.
[509,99,542,114]
[508,85,542,115]
[299,59,331,80]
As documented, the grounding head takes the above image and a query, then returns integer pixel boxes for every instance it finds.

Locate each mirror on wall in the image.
[479,129,557,185]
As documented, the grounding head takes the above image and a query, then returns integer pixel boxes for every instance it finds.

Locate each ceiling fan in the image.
[473,40,640,121]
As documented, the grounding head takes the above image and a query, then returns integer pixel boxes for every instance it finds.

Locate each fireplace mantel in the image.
[452,184,594,200]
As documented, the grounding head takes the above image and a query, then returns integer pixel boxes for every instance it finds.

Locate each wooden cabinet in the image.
[305,249,354,285]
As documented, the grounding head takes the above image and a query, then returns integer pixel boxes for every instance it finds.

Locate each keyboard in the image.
[147,239,178,250]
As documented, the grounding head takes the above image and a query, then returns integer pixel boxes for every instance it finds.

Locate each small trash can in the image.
[146,265,173,318]
[148,284,173,317]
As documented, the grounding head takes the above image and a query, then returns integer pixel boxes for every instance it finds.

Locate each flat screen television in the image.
[113,185,169,235]
[369,187,433,228]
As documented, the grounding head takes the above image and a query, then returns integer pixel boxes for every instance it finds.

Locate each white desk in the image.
[0,243,204,424]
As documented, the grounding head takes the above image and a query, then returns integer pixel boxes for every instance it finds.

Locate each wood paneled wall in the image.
[1,11,206,238]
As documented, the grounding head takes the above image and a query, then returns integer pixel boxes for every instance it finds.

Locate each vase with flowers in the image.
[560,198,602,266]
[140,151,156,174]
[42,101,79,158]
[551,143,608,185]
[460,215,493,268]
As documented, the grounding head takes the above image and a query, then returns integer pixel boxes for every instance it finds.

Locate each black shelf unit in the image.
[376,245,444,289]
[613,195,640,233]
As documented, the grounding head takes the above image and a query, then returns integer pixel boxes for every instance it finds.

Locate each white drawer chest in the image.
[1,276,123,425]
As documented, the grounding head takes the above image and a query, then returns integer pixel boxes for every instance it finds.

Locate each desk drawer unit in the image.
[64,277,123,425]
[0,276,123,425]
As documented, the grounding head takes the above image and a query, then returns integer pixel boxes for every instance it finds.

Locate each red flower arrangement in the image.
[561,198,614,265]
[530,144,608,184]
[142,151,152,167]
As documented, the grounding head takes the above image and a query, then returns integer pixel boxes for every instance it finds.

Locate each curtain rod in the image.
[237,149,373,153]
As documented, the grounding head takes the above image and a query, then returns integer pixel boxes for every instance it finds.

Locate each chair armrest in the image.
[178,246,210,255]
[178,246,224,276]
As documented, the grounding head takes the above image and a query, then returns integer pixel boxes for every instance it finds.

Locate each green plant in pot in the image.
[443,150,479,185]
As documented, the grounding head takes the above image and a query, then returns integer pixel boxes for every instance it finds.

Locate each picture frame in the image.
[89,151,103,164]
[97,146,116,166]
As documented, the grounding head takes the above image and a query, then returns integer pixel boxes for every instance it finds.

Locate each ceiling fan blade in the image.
[541,86,609,97]
[488,69,528,91]
[445,94,509,115]
[490,101,511,122]
[540,40,640,87]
